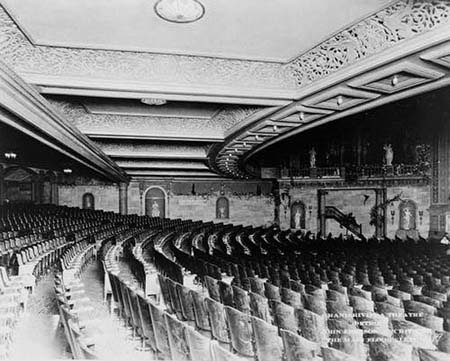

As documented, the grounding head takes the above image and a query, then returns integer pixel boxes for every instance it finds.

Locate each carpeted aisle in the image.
[9,261,152,361]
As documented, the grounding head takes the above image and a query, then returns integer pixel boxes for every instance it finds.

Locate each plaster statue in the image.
[402,207,412,230]
[309,147,317,168]
[294,209,302,229]
[383,144,394,166]
[218,207,226,218]
[151,200,160,217]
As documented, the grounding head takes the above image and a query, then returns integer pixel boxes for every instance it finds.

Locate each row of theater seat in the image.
[4,203,449,360]
[0,204,187,359]
[55,240,99,360]
[104,236,253,361]
[133,220,450,361]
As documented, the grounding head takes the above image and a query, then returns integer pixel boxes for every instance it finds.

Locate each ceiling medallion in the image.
[154,0,205,23]
[141,98,167,106]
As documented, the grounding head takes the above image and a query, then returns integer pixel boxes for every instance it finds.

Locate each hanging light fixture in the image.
[154,0,205,23]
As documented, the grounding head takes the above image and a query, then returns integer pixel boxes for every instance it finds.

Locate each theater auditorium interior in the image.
[1,1,450,360]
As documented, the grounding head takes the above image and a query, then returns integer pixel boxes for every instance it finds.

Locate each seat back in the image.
[251,316,283,361]
[164,313,191,361]
[224,306,255,357]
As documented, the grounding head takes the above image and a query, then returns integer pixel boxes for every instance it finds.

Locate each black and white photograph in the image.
[0,0,450,360]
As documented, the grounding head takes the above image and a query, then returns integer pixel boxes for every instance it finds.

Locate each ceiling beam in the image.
[0,59,128,182]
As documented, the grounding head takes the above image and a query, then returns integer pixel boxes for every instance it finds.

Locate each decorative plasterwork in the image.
[301,86,380,111]
[269,105,333,124]
[115,160,209,170]
[211,106,264,131]
[212,40,450,179]
[348,60,445,93]
[0,6,295,95]
[48,99,264,140]
[1,1,449,99]
[421,43,450,69]
[94,141,208,160]
[126,170,220,177]
[286,0,450,87]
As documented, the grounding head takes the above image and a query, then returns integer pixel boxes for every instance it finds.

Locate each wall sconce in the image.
[280,192,290,216]
[308,205,313,217]
[390,210,395,225]
[419,210,424,226]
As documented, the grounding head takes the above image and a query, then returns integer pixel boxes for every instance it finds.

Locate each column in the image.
[374,188,387,238]
[0,167,4,205]
[31,175,42,204]
[318,190,327,236]
[429,116,450,239]
[119,182,128,215]
[51,182,59,205]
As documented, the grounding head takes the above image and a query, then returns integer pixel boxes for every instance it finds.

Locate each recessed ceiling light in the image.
[141,98,167,106]
[154,0,205,24]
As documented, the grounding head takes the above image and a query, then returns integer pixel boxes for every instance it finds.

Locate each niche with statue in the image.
[290,201,306,230]
[216,197,230,219]
[395,199,419,240]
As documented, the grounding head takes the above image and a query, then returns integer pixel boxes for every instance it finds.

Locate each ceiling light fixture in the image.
[63,168,72,174]
[141,98,167,106]
[4,152,17,160]
[154,0,205,24]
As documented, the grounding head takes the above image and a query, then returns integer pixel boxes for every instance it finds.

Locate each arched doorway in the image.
[82,193,95,210]
[144,186,167,218]
[291,201,306,230]
[216,197,230,219]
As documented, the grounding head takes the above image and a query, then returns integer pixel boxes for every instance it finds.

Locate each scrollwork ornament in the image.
[286,0,450,86]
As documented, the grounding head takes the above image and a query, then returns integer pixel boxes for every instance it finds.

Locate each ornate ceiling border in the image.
[286,0,450,88]
[0,5,296,104]
[2,1,449,102]
[211,34,450,179]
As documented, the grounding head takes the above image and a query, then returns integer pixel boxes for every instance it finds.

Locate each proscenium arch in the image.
[142,186,168,217]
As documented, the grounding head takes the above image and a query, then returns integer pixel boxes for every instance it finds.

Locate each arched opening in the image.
[216,196,230,219]
[3,166,36,204]
[291,201,306,230]
[144,186,167,218]
[82,193,95,210]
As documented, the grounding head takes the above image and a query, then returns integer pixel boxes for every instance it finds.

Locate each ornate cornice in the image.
[286,0,450,87]
[1,1,449,101]
[0,5,296,99]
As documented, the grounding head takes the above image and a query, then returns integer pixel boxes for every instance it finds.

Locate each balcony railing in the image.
[284,164,429,180]
[356,164,430,178]
[287,167,342,178]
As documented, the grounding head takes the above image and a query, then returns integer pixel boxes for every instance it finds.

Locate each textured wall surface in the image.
[165,194,275,227]
[58,185,119,213]
[280,184,430,238]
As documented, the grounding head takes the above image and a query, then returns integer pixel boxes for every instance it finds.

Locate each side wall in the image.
[57,179,276,228]
[58,184,119,213]
[279,182,430,239]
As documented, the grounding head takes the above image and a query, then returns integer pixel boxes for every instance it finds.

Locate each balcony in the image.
[281,164,430,186]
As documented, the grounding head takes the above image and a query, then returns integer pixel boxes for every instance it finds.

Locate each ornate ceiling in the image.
[1,0,450,181]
